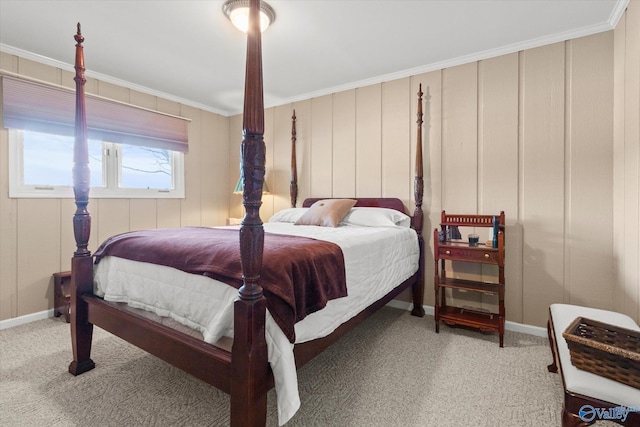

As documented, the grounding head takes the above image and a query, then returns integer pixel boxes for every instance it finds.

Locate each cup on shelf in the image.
[468,234,479,247]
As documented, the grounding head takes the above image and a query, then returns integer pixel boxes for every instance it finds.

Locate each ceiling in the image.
[0,1,628,116]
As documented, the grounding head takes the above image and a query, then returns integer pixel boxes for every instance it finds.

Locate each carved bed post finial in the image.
[238,0,266,302]
[73,22,91,257]
[231,1,269,423]
[69,22,95,377]
[411,84,426,318]
[290,109,298,208]
[413,84,424,235]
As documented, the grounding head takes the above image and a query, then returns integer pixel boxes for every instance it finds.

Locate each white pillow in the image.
[268,208,308,223]
[341,207,411,228]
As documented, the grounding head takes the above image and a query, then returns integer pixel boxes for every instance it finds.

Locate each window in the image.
[3,75,189,198]
[8,129,184,198]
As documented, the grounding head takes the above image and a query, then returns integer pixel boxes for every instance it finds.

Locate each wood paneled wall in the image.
[0,53,230,320]
[2,7,638,328]
[613,3,640,322]
[238,24,638,327]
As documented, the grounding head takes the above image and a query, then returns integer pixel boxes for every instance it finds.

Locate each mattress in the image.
[93,210,419,425]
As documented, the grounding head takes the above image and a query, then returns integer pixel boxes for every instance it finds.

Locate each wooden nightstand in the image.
[53,271,71,323]
[433,211,506,347]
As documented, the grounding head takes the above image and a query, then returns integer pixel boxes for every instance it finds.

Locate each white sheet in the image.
[94,222,419,425]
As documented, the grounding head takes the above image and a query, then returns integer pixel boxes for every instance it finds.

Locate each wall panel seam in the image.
[517,50,525,319]
[564,40,572,305]
[477,60,483,215]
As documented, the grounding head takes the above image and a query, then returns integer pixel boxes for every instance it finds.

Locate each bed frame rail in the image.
[85,296,234,390]
[294,271,419,367]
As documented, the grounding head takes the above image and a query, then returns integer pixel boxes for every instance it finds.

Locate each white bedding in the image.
[94,219,419,425]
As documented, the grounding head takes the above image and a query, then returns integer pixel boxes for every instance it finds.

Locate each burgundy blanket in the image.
[93,227,348,342]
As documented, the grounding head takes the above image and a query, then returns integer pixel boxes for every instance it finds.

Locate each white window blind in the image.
[2,75,189,152]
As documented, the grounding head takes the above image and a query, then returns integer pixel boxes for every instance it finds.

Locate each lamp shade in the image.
[233,176,269,194]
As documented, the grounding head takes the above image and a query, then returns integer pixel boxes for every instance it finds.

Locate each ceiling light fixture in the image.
[222,0,276,33]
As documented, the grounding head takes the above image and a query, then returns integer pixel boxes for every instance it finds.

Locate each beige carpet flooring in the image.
[0,307,615,426]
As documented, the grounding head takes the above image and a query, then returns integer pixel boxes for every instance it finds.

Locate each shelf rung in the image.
[438,278,502,294]
[439,306,502,331]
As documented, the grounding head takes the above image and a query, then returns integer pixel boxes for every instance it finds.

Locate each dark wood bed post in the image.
[231,0,269,425]
[68,23,96,376]
[290,110,298,207]
[411,84,426,317]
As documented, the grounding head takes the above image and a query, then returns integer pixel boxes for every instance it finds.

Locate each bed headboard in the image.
[299,85,425,236]
[302,198,408,214]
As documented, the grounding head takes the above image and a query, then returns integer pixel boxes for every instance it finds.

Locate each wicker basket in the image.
[562,317,640,389]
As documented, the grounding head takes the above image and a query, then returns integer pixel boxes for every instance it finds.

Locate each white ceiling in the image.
[0,0,628,116]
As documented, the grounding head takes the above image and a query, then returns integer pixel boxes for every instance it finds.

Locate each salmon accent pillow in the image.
[294,199,357,227]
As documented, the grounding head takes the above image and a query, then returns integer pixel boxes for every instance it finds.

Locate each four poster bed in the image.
[68,2,426,425]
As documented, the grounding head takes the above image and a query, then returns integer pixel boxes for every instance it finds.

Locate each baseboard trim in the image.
[0,309,55,330]
[1,303,548,339]
[385,301,547,338]
[505,319,547,337]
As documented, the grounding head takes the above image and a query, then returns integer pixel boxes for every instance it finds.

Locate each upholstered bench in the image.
[547,304,640,426]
